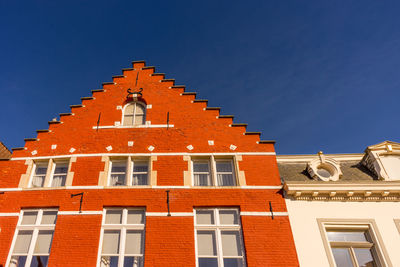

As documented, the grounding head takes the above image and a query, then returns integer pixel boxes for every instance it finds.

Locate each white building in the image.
[278,141,400,267]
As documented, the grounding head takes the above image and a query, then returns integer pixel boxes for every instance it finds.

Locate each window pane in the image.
[198,258,218,267]
[332,248,354,267]
[221,231,242,256]
[10,256,27,267]
[21,211,38,225]
[224,258,245,267]
[110,174,126,186]
[196,210,214,225]
[30,256,49,267]
[219,210,239,225]
[41,211,57,225]
[52,175,66,187]
[101,256,119,267]
[216,161,232,172]
[35,166,48,175]
[135,104,145,115]
[54,163,68,174]
[217,174,235,186]
[125,104,134,114]
[125,230,143,255]
[354,248,376,267]
[127,210,144,224]
[132,174,148,185]
[193,162,209,172]
[197,231,217,256]
[124,115,134,126]
[34,230,53,254]
[102,230,120,254]
[327,231,367,242]
[133,162,148,173]
[124,256,143,267]
[111,162,127,173]
[134,114,145,125]
[13,230,33,253]
[194,174,211,186]
[32,176,45,187]
[105,210,123,224]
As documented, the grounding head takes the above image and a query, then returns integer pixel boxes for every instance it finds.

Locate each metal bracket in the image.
[269,201,274,220]
[71,192,84,213]
[166,190,171,216]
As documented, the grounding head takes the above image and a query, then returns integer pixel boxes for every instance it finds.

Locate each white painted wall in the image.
[285,199,400,267]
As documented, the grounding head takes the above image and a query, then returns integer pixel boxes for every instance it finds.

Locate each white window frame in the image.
[191,156,237,187]
[97,208,146,267]
[122,102,146,126]
[194,208,246,267]
[318,219,391,267]
[28,159,70,188]
[48,160,69,187]
[108,157,150,187]
[28,161,49,188]
[6,209,58,267]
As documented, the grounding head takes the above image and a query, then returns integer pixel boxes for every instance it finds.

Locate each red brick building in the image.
[0,61,299,267]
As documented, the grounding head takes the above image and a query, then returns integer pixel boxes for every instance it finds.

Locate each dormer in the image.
[362,141,400,181]
[307,151,343,181]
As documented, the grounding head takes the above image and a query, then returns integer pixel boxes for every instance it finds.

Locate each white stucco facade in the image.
[285,198,400,267]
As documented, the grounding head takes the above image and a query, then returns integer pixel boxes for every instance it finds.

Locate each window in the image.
[8,209,57,267]
[108,158,149,186]
[99,208,145,267]
[195,208,246,267]
[192,157,236,186]
[29,160,70,188]
[122,102,146,126]
[31,163,48,188]
[50,161,68,187]
[321,222,389,267]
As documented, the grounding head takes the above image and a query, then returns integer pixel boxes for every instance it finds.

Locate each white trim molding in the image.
[146,212,194,217]
[240,211,288,216]
[92,124,174,129]
[284,182,400,201]
[58,211,103,215]
[11,152,276,161]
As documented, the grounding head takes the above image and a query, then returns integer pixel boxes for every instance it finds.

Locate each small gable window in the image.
[123,102,146,126]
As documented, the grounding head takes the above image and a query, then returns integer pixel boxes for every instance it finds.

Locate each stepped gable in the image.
[12,61,275,158]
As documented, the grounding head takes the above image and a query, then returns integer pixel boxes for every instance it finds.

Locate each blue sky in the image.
[1,0,399,154]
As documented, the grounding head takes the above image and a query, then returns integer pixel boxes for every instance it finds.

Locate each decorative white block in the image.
[69,148,76,153]
[106,146,113,151]
[230,144,237,151]
[148,145,155,152]
[116,105,122,110]
[51,144,57,150]
[208,140,214,146]
[114,121,121,126]
[146,121,151,125]
[128,141,134,147]
[187,145,194,150]
[147,104,152,109]
[31,150,37,155]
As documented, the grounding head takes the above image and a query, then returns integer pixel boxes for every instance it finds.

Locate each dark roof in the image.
[278,161,377,182]
[0,142,11,160]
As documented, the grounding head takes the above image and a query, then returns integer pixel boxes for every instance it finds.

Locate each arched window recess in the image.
[122,101,146,126]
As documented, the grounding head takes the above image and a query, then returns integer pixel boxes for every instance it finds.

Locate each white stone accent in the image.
[148,146,155,152]
[69,148,76,153]
[31,150,37,155]
[116,105,122,110]
[106,146,113,151]
[208,140,214,146]
[128,141,134,147]
[230,144,237,151]
[114,121,121,126]
[187,145,194,150]
[51,145,57,150]
[147,104,152,109]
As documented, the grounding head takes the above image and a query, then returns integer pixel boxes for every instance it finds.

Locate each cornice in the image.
[284,182,400,202]
[277,153,364,162]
